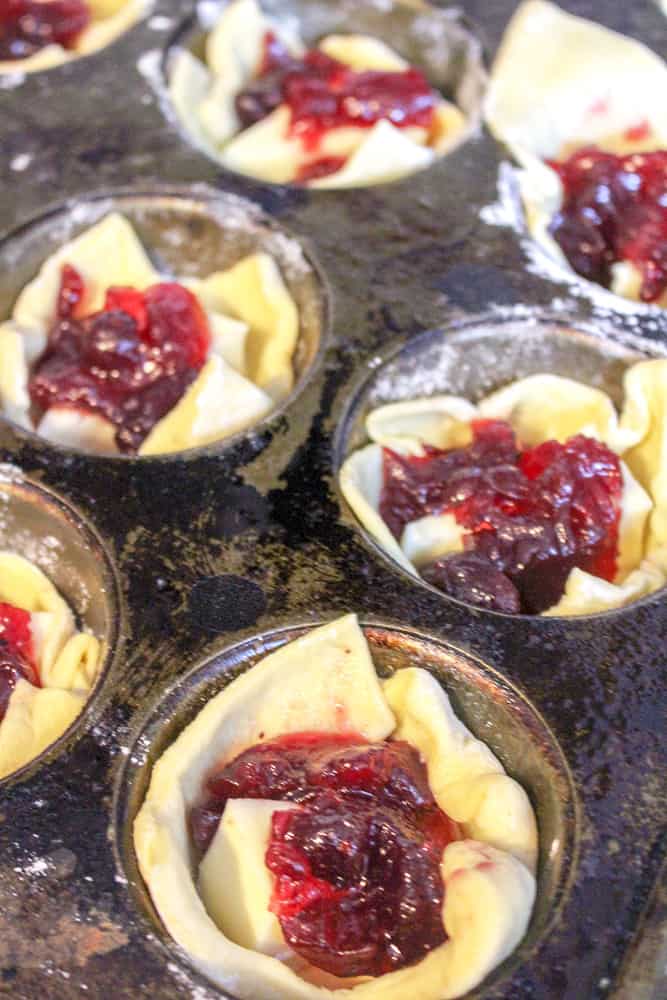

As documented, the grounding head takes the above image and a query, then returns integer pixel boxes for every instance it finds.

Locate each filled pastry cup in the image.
[485,0,667,308]
[0,0,148,74]
[122,615,574,999]
[0,189,324,457]
[337,320,667,618]
[0,473,120,781]
[164,0,485,189]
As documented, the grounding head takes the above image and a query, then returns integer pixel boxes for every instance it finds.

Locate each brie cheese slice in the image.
[36,408,120,455]
[139,356,273,455]
[400,514,465,568]
[199,799,296,957]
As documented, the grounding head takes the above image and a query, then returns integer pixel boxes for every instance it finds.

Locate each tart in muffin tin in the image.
[0,1,665,999]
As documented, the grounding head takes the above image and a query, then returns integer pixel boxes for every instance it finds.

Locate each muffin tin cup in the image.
[160,0,487,187]
[112,618,578,999]
[0,468,123,786]
[490,164,667,323]
[0,184,329,462]
[0,1,665,998]
[333,313,667,621]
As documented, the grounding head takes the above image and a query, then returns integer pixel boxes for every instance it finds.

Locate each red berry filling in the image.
[0,602,39,722]
[380,419,623,614]
[295,156,347,183]
[235,31,436,178]
[0,0,90,60]
[191,732,460,978]
[28,265,211,453]
[547,146,667,303]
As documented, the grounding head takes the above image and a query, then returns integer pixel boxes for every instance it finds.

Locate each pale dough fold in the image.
[366,397,477,454]
[134,614,536,1000]
[383,668,537,872]
[0,552,100,779]
[0,0,147,75]
[485,0,667,305]
[168,0,468,189]
[620,361,667,551]
[477,374,638,453]
[339,366,667,615]
[486,0,667,161]
[138,357,273,456]
[0,213,300,455]
[197,253,299,402]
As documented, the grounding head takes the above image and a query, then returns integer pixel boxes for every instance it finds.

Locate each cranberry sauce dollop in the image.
[191,731,460,978]
[0,602,39,721]
[235,32,436,177]
[0,0,90,60]
[547,146,667,302]
[29,265,212,452]
[380,419,623,614]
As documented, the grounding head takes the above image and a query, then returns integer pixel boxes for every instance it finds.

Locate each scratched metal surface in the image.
[0,1,665,999]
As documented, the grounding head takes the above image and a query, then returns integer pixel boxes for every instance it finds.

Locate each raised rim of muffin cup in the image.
[0,468,123,786]
[157,0,488,192]
[0,184,329,462]
[494,162,667,318]
[333,313,667,623]
[112,616,578,998]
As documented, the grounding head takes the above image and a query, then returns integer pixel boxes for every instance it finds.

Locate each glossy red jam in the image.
[0,602,39,721]
[295,156,347,183]
[191,732,460,978]
[235,32,435,173]
[548,147,667,302]
[0,0,90,60]
[29,265,211,453]
[380,419,623,614]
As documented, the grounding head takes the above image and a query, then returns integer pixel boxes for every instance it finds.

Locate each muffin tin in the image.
[0,1,665,998]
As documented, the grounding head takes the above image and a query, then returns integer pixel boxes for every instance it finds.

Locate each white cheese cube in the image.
[198,799,296,956]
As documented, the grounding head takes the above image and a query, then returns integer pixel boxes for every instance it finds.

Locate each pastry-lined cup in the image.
[0,0,149,75]
[335,317,667,619]
[160,0,486,188]
[485,0,667,311]
[0,470,121,783]
[113,618,576,997]
[0,187,326,458]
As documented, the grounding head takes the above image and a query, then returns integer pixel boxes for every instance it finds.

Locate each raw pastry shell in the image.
[340,367,667,616]
[167,0,469,189]
[0,552,100,779]
[485,0,667,306]
[0,213,300,456]
[0,0,148,75]
[134,614,537,1000]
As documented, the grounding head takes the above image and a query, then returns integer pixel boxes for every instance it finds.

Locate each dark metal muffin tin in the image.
[0,1,665,998]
